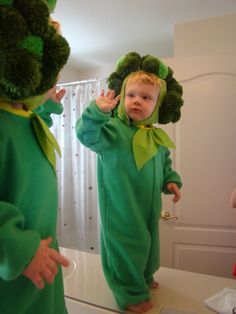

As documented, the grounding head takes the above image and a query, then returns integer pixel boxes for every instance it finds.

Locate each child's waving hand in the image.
[96,90,120,113]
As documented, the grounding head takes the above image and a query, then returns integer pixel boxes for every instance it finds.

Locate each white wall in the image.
[174,14,236,57]
[58,64,81,84]
[60,14,236,84]
[73,65,114,81]
[59,64,113,84]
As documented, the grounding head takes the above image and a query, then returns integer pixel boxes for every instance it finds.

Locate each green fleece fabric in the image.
[76,101,182,310]
[34,99,63,127]
[0,106,67,314]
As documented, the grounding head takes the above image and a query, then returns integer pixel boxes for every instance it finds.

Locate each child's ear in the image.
[50,19,61,34]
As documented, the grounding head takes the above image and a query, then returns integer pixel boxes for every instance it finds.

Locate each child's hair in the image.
[107,52,184,124]
[126,71,161,91]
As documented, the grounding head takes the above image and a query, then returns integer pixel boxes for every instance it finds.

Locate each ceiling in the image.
[53,0,236,70]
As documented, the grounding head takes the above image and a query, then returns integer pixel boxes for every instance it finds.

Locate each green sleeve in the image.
[76,100,113,153]
[33,99,63,127]
[0,201,41,281]
[162,148,182,194]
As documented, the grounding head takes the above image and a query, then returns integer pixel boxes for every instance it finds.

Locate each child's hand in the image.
[96,89,120,113]
[166,183,181,203]
[45,86,66,104]
[22,237,69,290]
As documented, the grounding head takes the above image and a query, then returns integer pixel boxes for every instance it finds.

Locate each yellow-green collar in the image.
[133,124,176,170]
[0,100,61,173]
[0,101,31,117]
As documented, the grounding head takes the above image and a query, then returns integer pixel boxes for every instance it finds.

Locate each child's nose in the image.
[133,96,141,105]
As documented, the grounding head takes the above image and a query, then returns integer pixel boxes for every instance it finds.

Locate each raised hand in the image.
[96,89,120,113]
[22,237,69,289]
[45,86,66,104]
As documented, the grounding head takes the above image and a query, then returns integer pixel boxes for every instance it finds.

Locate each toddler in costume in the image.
[0,1,70,314]
[76,52,184,313]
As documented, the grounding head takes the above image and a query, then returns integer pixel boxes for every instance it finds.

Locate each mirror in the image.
[51,1,236,312]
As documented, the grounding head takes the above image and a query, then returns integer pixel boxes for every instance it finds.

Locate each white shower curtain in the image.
[51,78,107,253]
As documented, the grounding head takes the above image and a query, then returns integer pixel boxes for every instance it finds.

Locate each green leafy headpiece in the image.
[107,52,184,124]
[0,0,70,105]
[47,0,57,12]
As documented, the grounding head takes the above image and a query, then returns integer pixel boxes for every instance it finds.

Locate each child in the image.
[0,1,70,314]
[76,52,184,313]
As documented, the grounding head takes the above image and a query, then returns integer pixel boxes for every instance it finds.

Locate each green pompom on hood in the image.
[0,0,70,108]
[46,0,57,12]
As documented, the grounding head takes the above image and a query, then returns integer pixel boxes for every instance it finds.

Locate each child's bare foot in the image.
[127,300,153,313]
[150,281,159,289]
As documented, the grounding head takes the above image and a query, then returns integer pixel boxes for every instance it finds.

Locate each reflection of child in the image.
[0,1,70,314]
[76,52,183,313]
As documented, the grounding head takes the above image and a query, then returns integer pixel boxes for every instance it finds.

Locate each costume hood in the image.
[107,52,184,124]
[0,0,70,108]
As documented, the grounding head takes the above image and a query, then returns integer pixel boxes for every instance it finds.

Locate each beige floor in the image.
[61,247,236,314]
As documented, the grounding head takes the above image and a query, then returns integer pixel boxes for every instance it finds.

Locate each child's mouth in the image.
[131,108,141,113]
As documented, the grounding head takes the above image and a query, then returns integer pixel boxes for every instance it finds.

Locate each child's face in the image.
[124,82,159,122]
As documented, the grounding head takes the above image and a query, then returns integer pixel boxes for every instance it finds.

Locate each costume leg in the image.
[144,214,160,287]
[100,228,151,310]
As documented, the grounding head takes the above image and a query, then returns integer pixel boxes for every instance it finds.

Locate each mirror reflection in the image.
[52,1,236,313]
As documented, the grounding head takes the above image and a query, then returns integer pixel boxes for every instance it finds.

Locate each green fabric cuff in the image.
[33,98,63,127]
[163,179,182,195]
[0,201,41,281]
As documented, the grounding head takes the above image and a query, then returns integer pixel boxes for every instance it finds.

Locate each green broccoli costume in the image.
[76,52,183,309]
[0,1,70,314]
[34,98,63,127]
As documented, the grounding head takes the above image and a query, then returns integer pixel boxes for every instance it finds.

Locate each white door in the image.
[160,56,236,278]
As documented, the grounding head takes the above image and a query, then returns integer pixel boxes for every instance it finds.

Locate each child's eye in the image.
[126,93,134,98]
[143,96,150,100]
